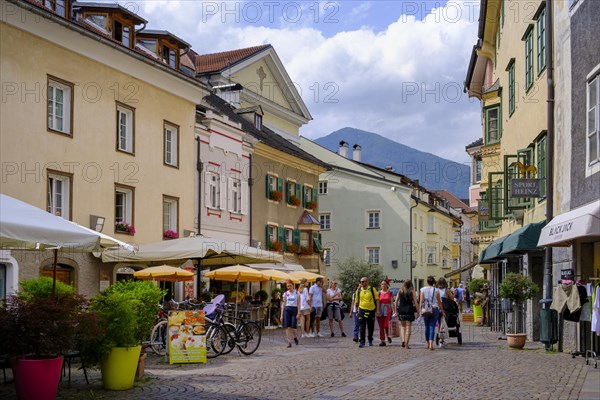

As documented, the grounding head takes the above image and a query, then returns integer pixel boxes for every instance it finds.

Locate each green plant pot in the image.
[473,304,483,321]
[100,346,141,390]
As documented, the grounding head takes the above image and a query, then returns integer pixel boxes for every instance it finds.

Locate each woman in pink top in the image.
[377,280,395,346]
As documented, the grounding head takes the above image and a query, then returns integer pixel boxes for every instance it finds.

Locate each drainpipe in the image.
[196,136,203,292]
[542,0,554,331]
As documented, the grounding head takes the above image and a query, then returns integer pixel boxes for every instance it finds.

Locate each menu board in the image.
[168,310,207,364]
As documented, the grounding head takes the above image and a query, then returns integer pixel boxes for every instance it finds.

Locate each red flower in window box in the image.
[269,190,283,201]
[115,221,135,234]
[299,246,312,256]
[163,230,179,239]
[306,201,317,210]
[288,195,301,207]
[286,243,299,254]
[269,241,283,252]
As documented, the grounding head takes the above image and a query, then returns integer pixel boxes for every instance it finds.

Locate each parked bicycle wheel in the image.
[150,320,168,356]
[221,322,237,355]
[205,323,226,359]
[238,321,261,355]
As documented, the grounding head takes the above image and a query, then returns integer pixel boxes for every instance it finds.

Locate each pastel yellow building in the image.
[1,0,209,296]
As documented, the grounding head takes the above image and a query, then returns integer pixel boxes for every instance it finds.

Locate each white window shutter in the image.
[219,175,227,210]
[241,181,249,215]
[204,172,211,207]
[227,177,233,212]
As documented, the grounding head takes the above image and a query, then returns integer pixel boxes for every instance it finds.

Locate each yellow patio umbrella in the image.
[259,269,296,283]
[133,264,195,282]
[288,270,323,282]
[204,265,267,318]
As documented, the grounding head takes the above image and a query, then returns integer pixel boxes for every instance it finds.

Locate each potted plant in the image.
[498,272,539,349]
[269,190,283,201]
[255,290,269,303]
[468,278,489,324]
[115,221,136,235]
[0,277,96,400]
[306,200,317,210]
[82,280,165,390]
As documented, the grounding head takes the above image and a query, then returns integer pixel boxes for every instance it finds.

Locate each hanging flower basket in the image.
[115,221,135,234]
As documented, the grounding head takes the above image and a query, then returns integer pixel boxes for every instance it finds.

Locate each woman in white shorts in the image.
[299,278,311,338]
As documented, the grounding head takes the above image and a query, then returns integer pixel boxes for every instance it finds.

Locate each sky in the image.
[109,0,483,163]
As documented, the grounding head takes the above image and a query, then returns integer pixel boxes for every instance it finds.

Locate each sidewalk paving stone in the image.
[1,320,598,399]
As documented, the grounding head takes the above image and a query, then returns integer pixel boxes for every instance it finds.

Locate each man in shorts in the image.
[309,277,325,337]
[326,281,346,337]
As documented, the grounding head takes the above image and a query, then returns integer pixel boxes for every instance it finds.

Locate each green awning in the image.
[500,220,546,256]
[479,234,509,264]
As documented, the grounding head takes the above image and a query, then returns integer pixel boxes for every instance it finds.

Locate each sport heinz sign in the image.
[510,179,542,198]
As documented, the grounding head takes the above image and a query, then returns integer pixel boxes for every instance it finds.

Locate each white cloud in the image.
[130,1,481,163]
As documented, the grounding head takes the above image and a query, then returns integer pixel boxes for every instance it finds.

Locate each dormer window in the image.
[138,39,157,56]
[114,20,131,47]
[163,45,177,68]
[85,14,108,32]
[41,0,67,18]
[255,114,263,130]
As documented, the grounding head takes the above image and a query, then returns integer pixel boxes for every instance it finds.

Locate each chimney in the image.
[385,166,394,171]
[352,144,362,162]
[339,140,349,158]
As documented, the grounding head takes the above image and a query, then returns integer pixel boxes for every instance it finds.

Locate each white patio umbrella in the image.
[102,235,282,292]
[0,194,134,293]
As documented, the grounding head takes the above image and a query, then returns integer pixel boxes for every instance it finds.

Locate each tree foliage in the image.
[498,272,539,304]
[336,257,385,297]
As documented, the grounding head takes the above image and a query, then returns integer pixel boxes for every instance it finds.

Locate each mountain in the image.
[314,127,470,199]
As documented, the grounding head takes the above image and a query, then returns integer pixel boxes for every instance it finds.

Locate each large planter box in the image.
[12,355,63,400]
[101,346,141,390]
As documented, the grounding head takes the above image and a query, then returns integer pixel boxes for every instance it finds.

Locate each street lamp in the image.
[409,197,420,285]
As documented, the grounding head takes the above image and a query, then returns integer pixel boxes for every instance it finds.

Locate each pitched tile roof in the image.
[465,138,483,149]
[298,211,319,225]
[432,190,475,213]
[203,94,327,168]
[195,45,271,74]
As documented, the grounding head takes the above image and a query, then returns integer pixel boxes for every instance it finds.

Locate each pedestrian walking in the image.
[309,277,325,337]
[465,287,471,309]
[355,276,380,348]
[350,283,360,342]
[326,281,346,337]
[395,279,419,349]
[420,276,444,351]
[436,277,452,346]
[299,278,311,338]
[281,280,301,348]
[376,280,394,346]
[455,282,465,318]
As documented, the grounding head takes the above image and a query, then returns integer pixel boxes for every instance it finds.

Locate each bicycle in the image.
[205,302,262,357]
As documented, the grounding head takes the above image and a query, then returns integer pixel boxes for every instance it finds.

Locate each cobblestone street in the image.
[2,319,599,399]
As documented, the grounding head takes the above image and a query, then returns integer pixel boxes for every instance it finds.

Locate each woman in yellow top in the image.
[355,276,380,348]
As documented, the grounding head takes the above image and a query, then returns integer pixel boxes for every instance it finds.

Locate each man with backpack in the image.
[355,276,380,348]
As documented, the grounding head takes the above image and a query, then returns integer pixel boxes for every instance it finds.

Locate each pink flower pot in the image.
[11,355,64,400]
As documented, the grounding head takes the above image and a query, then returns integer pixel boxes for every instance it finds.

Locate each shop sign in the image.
[478,200,489,221]
[168,310,207,364]
[560,269,574,281]
[510,179,541,198]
